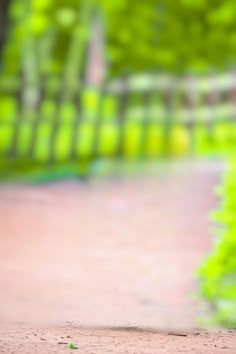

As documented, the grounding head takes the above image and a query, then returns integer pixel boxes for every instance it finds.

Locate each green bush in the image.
[199,158,236,327]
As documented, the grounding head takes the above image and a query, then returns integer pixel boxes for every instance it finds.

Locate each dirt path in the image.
[1,159,235,352]
[0,324,235,354]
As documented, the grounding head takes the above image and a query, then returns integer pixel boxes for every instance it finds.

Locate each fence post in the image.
[162,76,175,156]
[184,75,196,154]
[115,76,129,157]
[89,80,107,158]
[229,71,236,119]
[28,80,44,160]
[205,74,219,144]
[226,71,236,145]
[139,76,154,157]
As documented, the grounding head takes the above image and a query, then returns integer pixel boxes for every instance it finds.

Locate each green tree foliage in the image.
[199,159,236,326]
[2,0,236,77]
[104,0,236,75]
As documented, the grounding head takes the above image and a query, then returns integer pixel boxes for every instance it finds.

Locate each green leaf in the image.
[68,343,78,349]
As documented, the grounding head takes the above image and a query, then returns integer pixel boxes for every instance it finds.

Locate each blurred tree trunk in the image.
[85,13,107,86]
[0,0,10,55]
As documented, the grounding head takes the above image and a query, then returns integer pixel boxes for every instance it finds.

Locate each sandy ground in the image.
[0,159,235,352]
[0,324,235,354]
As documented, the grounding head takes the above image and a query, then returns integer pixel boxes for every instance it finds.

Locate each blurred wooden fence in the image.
[1,1,236,167]
[106,72,236,154]
[1,71,236,164]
